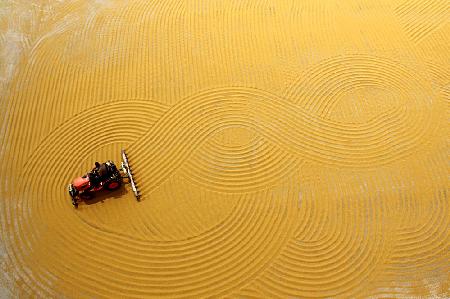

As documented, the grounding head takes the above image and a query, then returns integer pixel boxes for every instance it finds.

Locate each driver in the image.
[89,162,110,187]
[88,162,101,186]
[98,162,109,179]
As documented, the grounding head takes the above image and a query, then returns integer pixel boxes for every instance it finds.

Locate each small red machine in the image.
[68,150,140,208]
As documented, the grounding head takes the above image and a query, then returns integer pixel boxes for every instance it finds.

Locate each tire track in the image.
[254,177,392,298]
[128,83,437,199]
[394,0,448,44]
[181,134,303,193]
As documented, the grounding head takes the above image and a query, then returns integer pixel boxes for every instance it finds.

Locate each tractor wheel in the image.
[105,180,121,191]
[71,198,79,208]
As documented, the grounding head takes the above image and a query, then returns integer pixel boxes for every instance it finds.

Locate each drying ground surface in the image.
[0,0,449,297]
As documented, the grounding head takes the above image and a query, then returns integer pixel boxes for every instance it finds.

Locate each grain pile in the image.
[0,0,448,297]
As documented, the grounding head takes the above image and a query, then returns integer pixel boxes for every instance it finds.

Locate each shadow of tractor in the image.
[82,186,129,207]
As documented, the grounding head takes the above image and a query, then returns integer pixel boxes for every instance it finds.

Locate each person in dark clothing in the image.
[88,161,112,187]
[97,162,109,179]
[89,162,102,187]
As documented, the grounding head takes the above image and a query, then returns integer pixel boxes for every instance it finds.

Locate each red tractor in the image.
[68,150,140,208]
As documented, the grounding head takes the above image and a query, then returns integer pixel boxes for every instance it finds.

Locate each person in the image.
[97,162,109,179]
[89,162,102,187]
